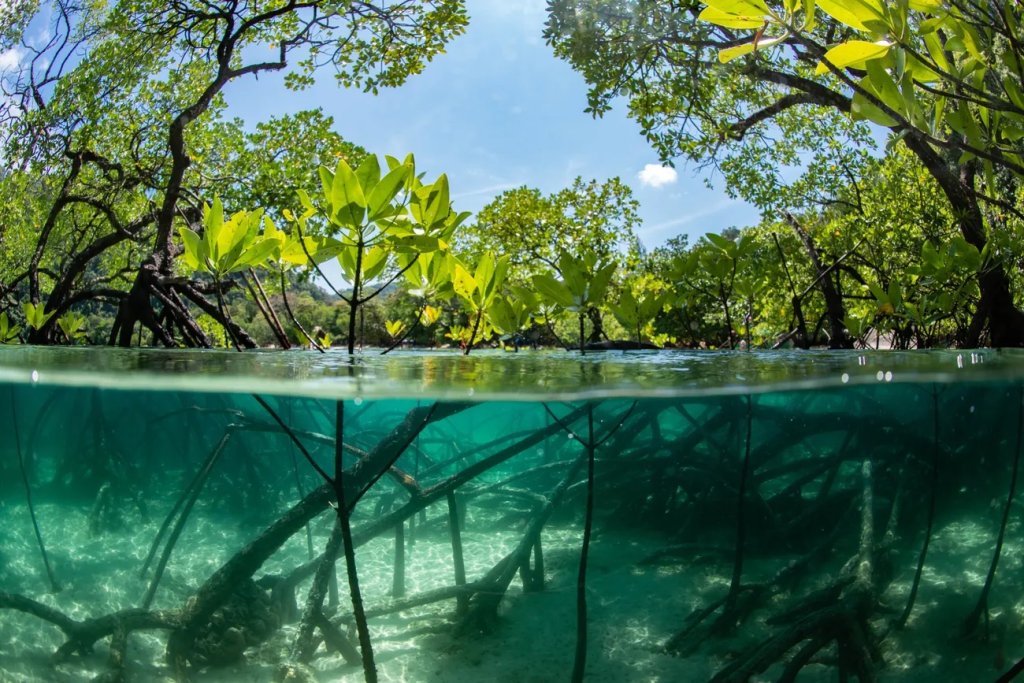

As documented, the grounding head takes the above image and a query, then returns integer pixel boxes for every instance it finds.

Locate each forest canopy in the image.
[1,0,1023,351]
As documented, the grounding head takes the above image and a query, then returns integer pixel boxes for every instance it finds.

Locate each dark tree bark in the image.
[783,212,852,349]
[903,134,1024,347]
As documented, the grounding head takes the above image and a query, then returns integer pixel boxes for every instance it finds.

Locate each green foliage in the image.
[178,199,278,278]
[695,0,1024,186]
[403,251,456,301]
[57,311,88,344]
[487,296,537,339]
[23,302,54,331]
[385,319,407,340]
[546,0,1024,346]
[532,251,616,352]
[0,312,21,344]
[609,285,669,346]
[290,153,468,353]
[533,252,616,314]
[460,177,642,282]
[209,110,369,220]
[0,0,468,347]
[449,251,511,352]
[453,252,509,311]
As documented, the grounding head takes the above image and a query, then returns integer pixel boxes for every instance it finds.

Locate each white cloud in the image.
[638,164,678,188]
[638,199,740,243]
[0,47,23,71]
[452,182,519,201]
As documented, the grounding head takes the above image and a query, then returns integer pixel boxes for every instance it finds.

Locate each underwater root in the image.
[663,584,769,656]
[456,452,587,636]
[711,585,881,683]
[0,591,178,680]
[671,558,885,681]
[669,456,892,682]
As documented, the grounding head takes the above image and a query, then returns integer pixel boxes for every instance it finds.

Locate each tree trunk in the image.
[586,306,604,343]
[904,134,1024,347]
[784,212,852,349]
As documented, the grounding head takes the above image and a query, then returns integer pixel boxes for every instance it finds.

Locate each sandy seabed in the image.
[0,496,1021,683]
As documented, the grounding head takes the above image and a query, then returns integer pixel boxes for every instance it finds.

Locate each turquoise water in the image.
[0,348,1022,682]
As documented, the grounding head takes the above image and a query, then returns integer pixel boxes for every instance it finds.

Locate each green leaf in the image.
[486,297,517,335]
[355,155,381,196]
[23,302,54,330]
[203,198,224,263]
[368,163,410,221]
[532,273,574,308]
[296,189,316,214]
[452,261,478,303]
[589,262,617,303]
[424,174,451,227]
[178,226,205,271]
[475,251,496,292]
[610,288,640,330]
[948,236,981,272]
[559,252,586,299]
[332,157,366,207]
[393,234,443,254]
[639,291,669,320]
[816,40,892,75]
[216,210,256,273]
[921,241,941,269]
[361,245,390,282]
[0,312,22,344]
[337,244,358,282]
[703,0,770,14]
[483,254,507,303]
[329,158,367,227]
[318,166,334,204]
[57,311,87,341]
[278,235,315,267]
[887,280,902,308]
[719,42,758,63]
[816,0,886,32]
[705,232,736,254]
[236,237,279,270]
[699,7,767,29]
[801,0,817,30]
[385,319,407,338]
[851,70,899,126]
[204,197,224,242]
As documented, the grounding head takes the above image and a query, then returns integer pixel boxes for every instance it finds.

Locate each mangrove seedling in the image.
[451,251,510,354]
[292,154,469,354]
[0,312,21,344]
[609,284,669,348]
[532,251,616,354]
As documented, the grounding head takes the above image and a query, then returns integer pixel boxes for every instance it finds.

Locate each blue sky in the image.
[225,0,760,249]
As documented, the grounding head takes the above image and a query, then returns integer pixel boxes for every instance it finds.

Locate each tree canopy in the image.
[1,0,1022,352]
[545,0,1024,346]
[1,0,467,346]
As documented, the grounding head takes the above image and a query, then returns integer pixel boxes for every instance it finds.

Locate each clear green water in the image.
[0,348,1022,682]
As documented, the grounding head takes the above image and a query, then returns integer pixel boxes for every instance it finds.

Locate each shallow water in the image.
[0,348,1022,682]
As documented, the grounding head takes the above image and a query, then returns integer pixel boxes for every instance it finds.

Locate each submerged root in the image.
[664,584,767,656]
[712,584,881,683]
[0,591,178,681]
[189,579,281,667]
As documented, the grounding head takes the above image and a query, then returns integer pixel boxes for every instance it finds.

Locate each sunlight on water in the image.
[0,347,1022,400]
